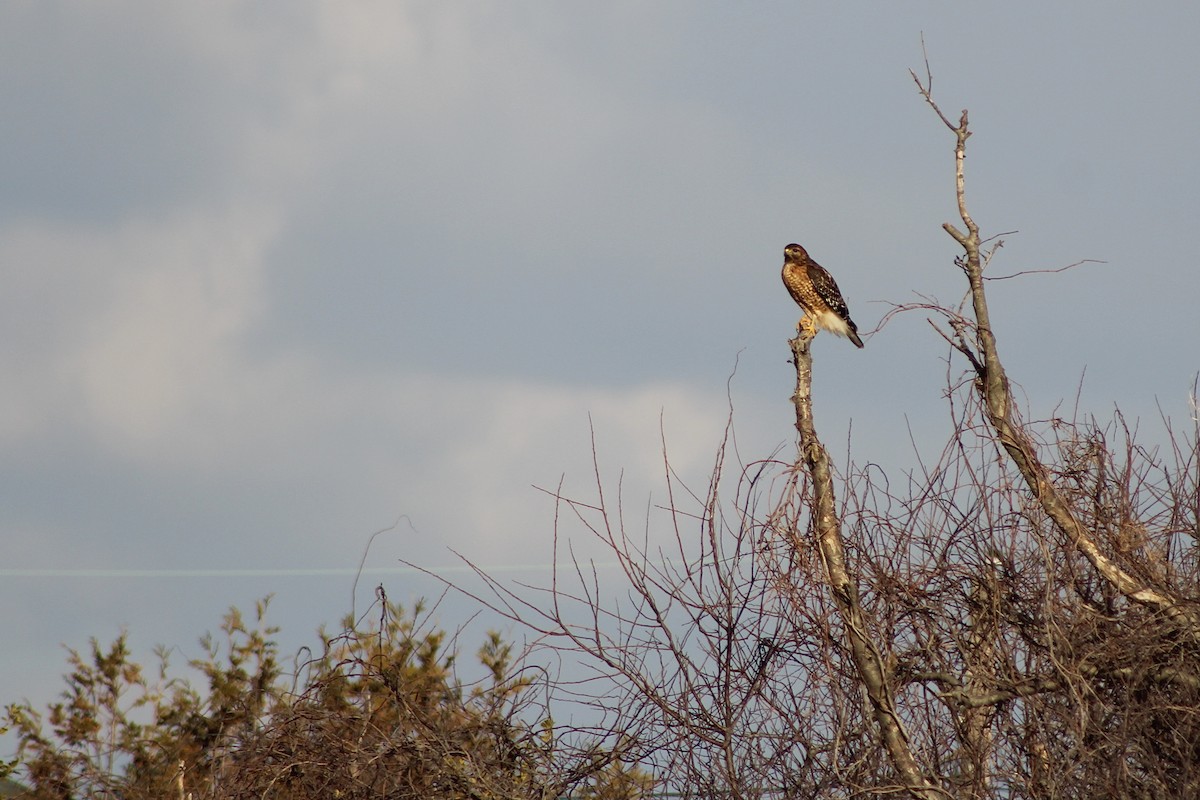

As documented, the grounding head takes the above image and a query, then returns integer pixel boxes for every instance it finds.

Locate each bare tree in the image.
[447,66,1200,799]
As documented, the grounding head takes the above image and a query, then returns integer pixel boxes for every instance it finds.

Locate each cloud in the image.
[0,207,279,456]
[0,0,777,587]
[75,209,280,458]
[0,190,757,565]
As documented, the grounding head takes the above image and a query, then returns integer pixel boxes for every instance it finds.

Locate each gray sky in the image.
[3,2,1198,731]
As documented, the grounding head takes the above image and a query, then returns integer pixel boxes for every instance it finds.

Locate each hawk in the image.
[781,243,864,348]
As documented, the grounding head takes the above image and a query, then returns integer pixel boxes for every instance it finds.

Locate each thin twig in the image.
[984,258,1106,281]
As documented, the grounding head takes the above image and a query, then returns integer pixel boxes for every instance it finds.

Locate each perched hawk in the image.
[781,243,864,348]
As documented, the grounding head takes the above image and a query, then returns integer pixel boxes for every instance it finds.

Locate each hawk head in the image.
[783,243,808,263]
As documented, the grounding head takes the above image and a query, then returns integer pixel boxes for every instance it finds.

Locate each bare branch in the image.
[916,60,1200,635]
[984,259,1106,282]
[788,331,950,800]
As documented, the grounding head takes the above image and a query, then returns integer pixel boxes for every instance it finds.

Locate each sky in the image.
[3,2,1199,742]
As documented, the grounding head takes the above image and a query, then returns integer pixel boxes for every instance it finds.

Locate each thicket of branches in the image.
[8,72,1199,800]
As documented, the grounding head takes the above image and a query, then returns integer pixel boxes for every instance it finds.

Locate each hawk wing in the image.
[807,261,853,322]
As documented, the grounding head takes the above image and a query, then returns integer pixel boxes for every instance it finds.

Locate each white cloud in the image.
[0,207,280,460]
[402,376,743,563]
[0,193,754,560]
[0,1,766,577]
[75,209,279,456]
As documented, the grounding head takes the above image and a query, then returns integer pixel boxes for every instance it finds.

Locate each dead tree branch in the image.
[911,72,1200,633]
[788,329,948,800]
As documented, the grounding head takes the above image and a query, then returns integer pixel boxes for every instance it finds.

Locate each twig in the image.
[984,258,1105,281]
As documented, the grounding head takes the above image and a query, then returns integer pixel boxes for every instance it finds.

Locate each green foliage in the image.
[5,599,280,799]
[0,722,16,783]
[571,760,656,800]
[5,595,637,799]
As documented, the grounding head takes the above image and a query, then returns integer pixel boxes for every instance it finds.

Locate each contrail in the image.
[0,563,621,579]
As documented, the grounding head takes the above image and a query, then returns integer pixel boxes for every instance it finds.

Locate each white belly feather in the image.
[812,309,854,339]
